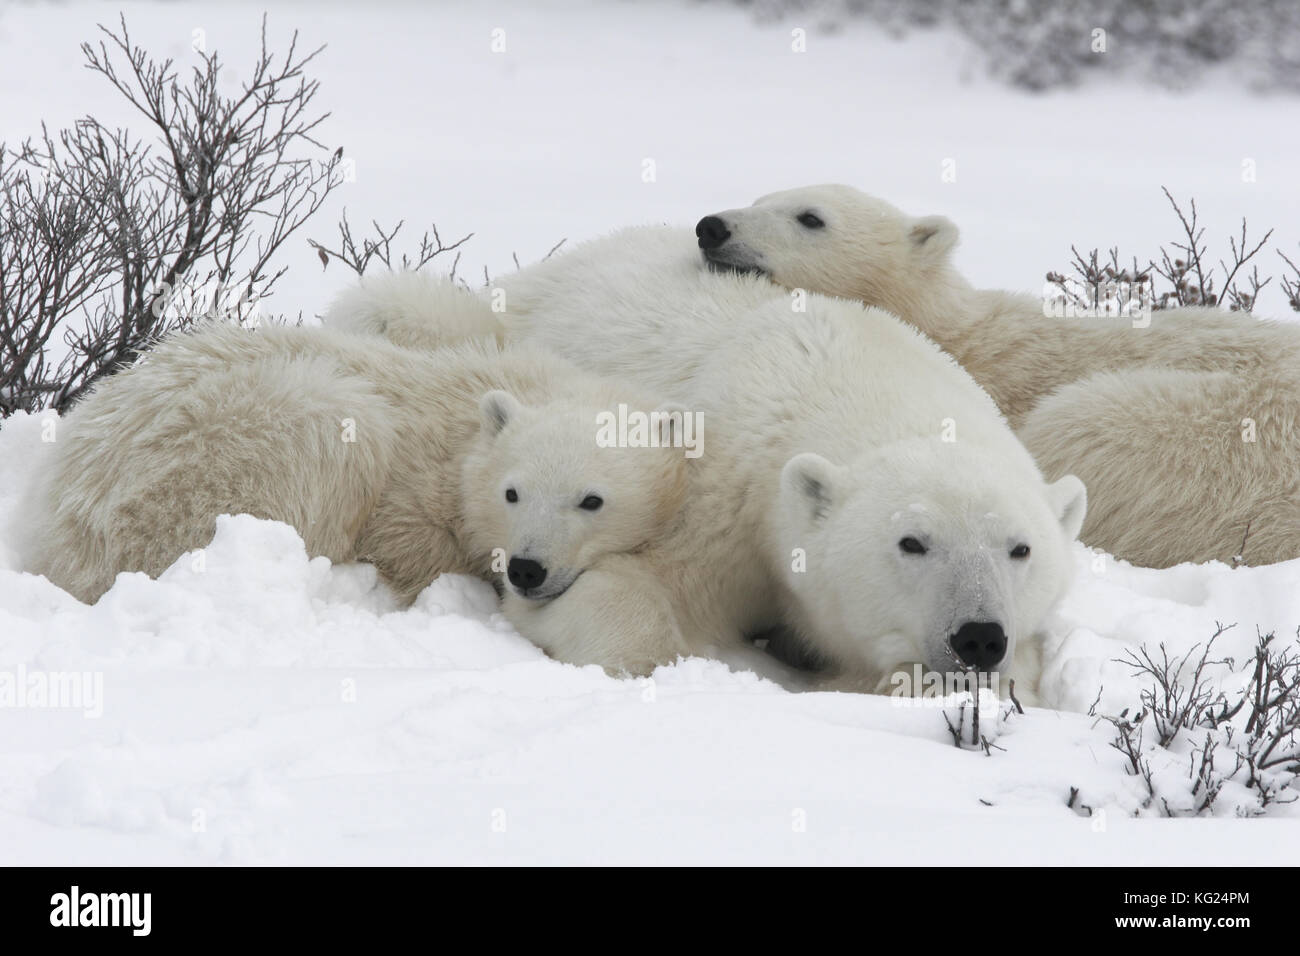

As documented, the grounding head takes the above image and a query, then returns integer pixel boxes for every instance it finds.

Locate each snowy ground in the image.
[2,0,1299,864]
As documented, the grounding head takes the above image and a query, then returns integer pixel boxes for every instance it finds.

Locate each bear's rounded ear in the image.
[908,215,959,263]
[780,452,845,523]
[1047,474,1088,541]
[480,390,523,436]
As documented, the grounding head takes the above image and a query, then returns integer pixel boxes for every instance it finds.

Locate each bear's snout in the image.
[695,215,730,250]
[948,621,1007,671]
[507,556,548,591]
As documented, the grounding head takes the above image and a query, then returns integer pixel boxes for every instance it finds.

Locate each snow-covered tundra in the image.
[326,231,1087,698]
[696,184,1300,569]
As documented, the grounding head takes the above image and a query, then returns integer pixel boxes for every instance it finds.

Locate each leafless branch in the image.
[1278,248,1300,313]
[1090,624,1300,816]
[1047,188,1282,319]
[307,209,473,276]
[0,15,344,415]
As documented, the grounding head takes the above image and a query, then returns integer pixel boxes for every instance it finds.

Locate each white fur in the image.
[24,323,688,625]
[324,270,504,349]
[331,234,1086,698]
[699,184,1300,567]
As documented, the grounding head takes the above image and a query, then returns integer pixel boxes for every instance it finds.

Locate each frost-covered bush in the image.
[1084,626,1300,817]
[721,0,1300,91]
[1045,188,1300,318]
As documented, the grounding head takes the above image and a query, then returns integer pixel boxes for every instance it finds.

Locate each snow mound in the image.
[2,407,1298,864]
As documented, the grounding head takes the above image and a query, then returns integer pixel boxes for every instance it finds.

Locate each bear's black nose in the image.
[695,215,731,250]
[949,621,1007,670]
[507,556,548,590]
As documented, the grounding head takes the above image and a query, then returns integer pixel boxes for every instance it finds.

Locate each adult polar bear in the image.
[696,185,1300,569]
[326,237,1088,698]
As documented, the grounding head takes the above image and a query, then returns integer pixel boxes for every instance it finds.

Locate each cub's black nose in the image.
[949,621,1007,670]
[695,215,731,250]
[507,556,548,590]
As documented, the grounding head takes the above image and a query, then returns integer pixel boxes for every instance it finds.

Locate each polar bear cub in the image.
[25,323,686,610]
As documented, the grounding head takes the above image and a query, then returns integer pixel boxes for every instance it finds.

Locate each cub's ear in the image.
[480,390,524,436]
[1047,474,1088,541]
[780,452,847,523]
[908,215,959,262]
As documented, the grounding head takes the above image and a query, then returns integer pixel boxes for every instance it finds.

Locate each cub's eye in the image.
[579,495,604,511]
[1010,544,1031,559]
[898,536,927,555]
[796,211,825,229]
[505,488,518,503]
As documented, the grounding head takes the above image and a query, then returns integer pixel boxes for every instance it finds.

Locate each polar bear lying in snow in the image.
[325,232,1087,699]
[696,184,1300,568]
[23,324,687,627]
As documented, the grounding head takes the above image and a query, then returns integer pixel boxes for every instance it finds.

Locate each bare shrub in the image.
[1046,189,1282,319]
[0,16,344,416]
[1085,626,1300,816]
[722,1,1300,93]
[308,210,474,279]
[308,210,567,288]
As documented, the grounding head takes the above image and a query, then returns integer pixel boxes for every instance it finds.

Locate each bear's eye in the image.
[898,536,927,555]
[579,494,604,511]
[505,488,518,503]
[796,211,825,229]
[1010,544,1031,559]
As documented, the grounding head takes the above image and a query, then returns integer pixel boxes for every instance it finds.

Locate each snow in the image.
[4,0,1298,320]
[4,422,1299,862]
[2,0,1299,864]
